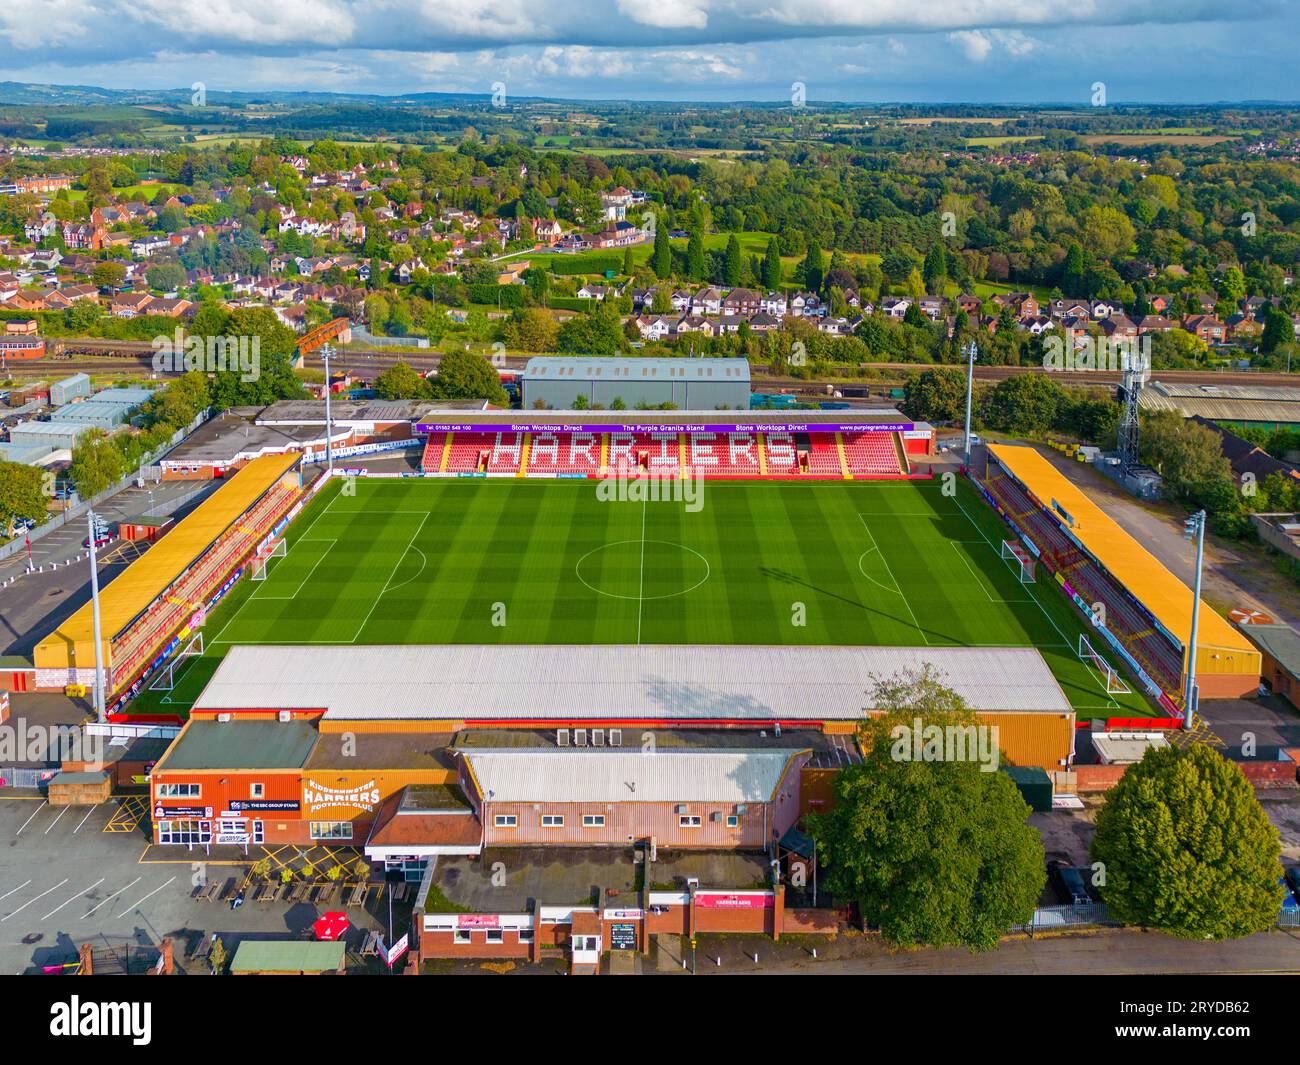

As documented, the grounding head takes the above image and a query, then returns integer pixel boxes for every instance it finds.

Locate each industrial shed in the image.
[521,356,751,411]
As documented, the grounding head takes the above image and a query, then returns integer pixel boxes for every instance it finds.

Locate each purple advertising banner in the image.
[414,421,913,435]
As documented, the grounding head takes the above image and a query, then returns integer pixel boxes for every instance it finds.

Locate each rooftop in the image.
[462,748,801,804]
[523,356,751,382]
[154,720,318,772]
[193,644,1074,721]
[988,443,1256,660]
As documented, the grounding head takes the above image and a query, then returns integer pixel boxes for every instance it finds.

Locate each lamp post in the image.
[1182,510,1206,729]
[962,338,979,467]
[321,343,334,474]
[87,509,106,723]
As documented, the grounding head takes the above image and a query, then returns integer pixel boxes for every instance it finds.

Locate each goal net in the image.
[148,631,205,692]
[1000,539,1037,583]
[251,538,287,581]
[1078,634,1132,695]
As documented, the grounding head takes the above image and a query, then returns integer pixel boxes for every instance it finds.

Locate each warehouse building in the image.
[51,373,92,407]
[521,356,751,411]
[1137,380,1300,430]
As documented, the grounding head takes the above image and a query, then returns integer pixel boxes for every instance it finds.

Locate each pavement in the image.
[1026,440,1300,626]
[0,478,220,659]
[0,797,412,974]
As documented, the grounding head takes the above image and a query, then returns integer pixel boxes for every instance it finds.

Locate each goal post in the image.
[1078,634,1132,695]
[1000,539,1036,584]
[251,538,287,581]
[148,631,205,692]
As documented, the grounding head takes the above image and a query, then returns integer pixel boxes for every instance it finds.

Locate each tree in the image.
[903,367,968,424]
[724,234,742,287]
[686,229,705,282]
[922,243,948,290]
[652,223,672,280]
[1139,410,1232,500]
[556,304,626,356]
[1091,744,1283,940]
[1055,240,1086,293]
[801,236,824,294]
[1261,305,1291,354]
[502,307,559,352]
[0,461,47,534]
[809,668,1044,951]
[762,236,782,290]
[986,373,1063,436]
[91,262,126,290]
[431,349,508,406]
[375,361,432,400]
[68,429,126,498]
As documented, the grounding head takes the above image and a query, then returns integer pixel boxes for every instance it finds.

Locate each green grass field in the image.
[135,475,1156,718]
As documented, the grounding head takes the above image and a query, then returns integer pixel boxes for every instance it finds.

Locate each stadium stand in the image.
[684,432,762,476]
[33,453,303,704]
[443,432,497,473]
[607,432,682,474]
[982,461,1184,694]
[806,435,844,476]
[415,420,930,481]
[525,431,602,475]
[843,432,906,477]
[981,443,1261,701]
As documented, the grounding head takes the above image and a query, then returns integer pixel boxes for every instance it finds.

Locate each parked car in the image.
[1048,860,1090,906]
[83,530,115,549]
[1279,877,1299,914]
[1285,866,1300,896]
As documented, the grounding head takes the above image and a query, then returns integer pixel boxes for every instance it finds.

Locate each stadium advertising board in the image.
[414,420,912,435]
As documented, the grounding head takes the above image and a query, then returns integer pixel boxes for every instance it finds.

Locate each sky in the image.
[0,0,1295,104]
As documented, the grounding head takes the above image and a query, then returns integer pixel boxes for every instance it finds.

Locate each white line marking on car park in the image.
[2,879,68,921]
[73,805,100,833]
[82,877,140,919]
[43,806,68,833]
[42,879,104,921]
[15,802,46,836]
[115,876,175,918]
[0,881,31,903]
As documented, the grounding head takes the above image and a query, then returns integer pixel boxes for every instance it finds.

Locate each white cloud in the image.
[948,30,993,62]
[617,0,710,30]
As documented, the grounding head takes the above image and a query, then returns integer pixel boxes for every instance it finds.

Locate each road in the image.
[0,478,219,658]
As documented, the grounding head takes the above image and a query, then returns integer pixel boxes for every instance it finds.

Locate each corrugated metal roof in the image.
[464,749,798,803]
[523,357,751,382]
[1138,381,1300,424]
[988,443,1256,659]
[34,452,300,669]
[192,644,1073,720]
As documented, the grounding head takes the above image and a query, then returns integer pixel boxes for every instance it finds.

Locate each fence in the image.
[1019,903,1119,932]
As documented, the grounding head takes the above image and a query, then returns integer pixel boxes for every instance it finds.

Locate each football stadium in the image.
[33,399,1260,733]
[26,368,1269,962]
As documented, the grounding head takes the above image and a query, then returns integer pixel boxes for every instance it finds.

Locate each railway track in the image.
[3,341,1296,393]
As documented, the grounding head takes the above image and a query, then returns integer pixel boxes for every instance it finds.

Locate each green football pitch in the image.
[138,475,1157,717]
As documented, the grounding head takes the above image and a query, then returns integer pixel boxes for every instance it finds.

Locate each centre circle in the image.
[575,539,711,601]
